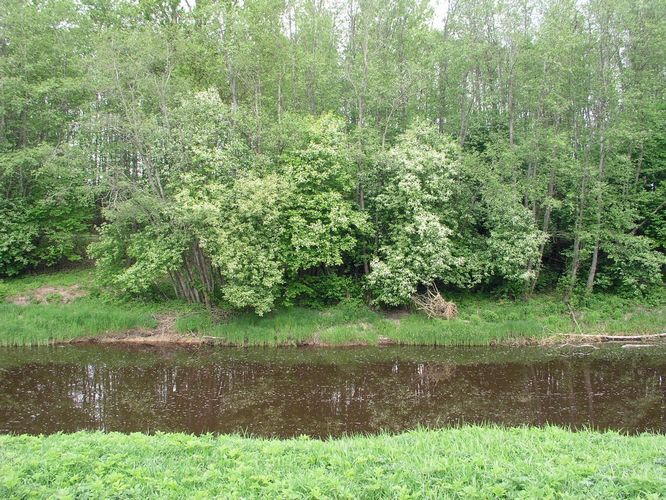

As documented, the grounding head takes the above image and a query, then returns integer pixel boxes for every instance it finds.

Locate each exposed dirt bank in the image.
[8,285,88,305]
[65,314,204,346]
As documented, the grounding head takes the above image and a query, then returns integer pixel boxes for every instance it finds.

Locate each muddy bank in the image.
[7,284,88,305]
[66,314,205,346]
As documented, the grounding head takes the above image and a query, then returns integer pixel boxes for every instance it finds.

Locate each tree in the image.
[0,0,94,276]
[367,123,460,305]
[2,0,663,305]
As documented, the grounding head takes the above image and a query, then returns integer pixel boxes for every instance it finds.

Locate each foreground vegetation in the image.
[1,269,664,347]
[1,427,664,498]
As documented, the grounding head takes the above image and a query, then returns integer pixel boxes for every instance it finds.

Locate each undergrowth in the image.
[1,426,664,498]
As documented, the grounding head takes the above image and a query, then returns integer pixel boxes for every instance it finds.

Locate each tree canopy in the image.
[1,0,664,312]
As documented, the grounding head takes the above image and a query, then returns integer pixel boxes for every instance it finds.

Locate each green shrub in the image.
[284,274,363,308]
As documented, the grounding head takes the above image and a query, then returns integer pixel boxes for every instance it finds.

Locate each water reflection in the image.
[0,346,664,437]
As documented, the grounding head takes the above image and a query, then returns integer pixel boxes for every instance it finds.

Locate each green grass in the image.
[0,301,158,346]
[0,268,94,301]
[0,268,162,346]
[0,426,664,498]
[1,269,664,346]
[177,302,384,345]
[178,292,666,347]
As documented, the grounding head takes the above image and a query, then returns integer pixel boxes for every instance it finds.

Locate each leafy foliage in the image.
[367,125,461,305]
[0,0,663,310]
[2,428,665,498]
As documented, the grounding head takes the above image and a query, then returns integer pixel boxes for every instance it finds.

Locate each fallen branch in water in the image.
[570,332,666,342]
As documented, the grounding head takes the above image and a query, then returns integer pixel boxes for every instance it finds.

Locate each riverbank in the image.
[1,426,664,498]
[1,269,664,347]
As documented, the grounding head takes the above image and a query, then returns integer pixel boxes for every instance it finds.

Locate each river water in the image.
[0,345,664,437]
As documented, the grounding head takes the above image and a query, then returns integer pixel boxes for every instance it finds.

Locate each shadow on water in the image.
[0,345,664,437]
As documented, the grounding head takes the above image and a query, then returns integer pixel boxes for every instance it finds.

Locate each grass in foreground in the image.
[1,426,664,498]
[1,268,664,346]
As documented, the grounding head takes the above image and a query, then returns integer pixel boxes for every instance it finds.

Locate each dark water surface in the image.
[0,345,664,437]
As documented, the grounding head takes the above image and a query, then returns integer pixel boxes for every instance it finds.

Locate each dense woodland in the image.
[0,0,664,314]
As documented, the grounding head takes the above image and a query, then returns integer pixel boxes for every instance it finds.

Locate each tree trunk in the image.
[358,183,370,275]
[530,171,555,295]
[566,152,588,300]
[586,136,605,292]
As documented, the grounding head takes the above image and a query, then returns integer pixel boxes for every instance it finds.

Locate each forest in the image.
[1,0,664,315]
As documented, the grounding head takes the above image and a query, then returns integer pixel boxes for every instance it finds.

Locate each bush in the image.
[283,274,363,308]
[0,202,38,277]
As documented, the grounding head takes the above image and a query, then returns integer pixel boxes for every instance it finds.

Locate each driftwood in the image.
[557,343,598,349]
[412,285,458,320]
[572,332,666,342]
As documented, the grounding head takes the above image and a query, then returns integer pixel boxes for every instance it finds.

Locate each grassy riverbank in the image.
[1,268,664,346]
[1,426,664,498]
[179,294,665,347]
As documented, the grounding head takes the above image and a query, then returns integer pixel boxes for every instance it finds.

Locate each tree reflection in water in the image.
[0,346,664,437]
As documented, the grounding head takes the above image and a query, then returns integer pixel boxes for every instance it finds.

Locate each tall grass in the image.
[2,269,664,346]
[1,426,664,498]
[177,301,383,345]
[178,293,665,347]
[0,301,157,346]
